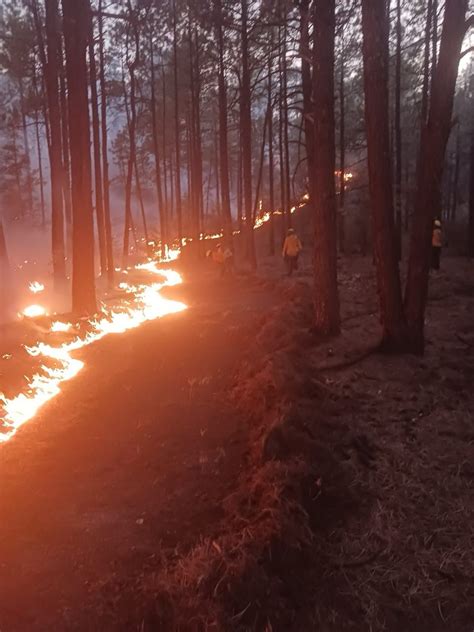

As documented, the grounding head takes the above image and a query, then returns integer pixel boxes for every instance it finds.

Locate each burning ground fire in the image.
[0,265,186,443]
[1,194,315,444]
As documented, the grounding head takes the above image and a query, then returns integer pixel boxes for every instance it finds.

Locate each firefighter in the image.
[282,228,303,276]
[431,219,443,271]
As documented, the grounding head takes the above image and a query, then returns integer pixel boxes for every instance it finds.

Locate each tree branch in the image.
[464,15,474,35]
[460,45,474,60]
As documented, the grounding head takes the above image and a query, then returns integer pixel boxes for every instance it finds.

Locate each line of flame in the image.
[0,267,186,443]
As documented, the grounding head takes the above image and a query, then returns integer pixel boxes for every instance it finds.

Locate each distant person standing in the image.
[282,228,303,276]
[431,219,443,271]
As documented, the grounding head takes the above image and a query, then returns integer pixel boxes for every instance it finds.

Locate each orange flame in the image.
[1,266,186,443]
[29,281,45,294]
[22,304,47,318]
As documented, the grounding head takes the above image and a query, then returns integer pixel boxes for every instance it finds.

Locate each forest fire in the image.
[29,281,45,294]
[22,304,48,318]
[0,265,186,443]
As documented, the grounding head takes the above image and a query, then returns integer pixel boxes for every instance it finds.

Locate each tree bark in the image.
[45,0,66,287]
[278,24,286,242]
[312,0,340,337]
[62,0,97,314]
[421,0,433,126]
[405,0,468,352]
[338,40,346,254]
[451,127,461,221]
[59,40,73,253]
[188,28,201,245]
[18,78,35,217]
[469,116,474,257]
[32,60,46,227]
[300,0,314,190]
[149,30,167,250]
[0,220,9,269]
[241,0,256,268]
[282,16,291,227]
[267,34,275,256]
[215,0,233,245]
[89,8,107,277]
[361,0,408,350]
[394,0,403,259]
[98,0,114,283]
[122,66,134,266]
[172,0,182,241]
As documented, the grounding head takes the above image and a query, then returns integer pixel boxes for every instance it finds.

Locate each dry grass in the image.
[142,260,474,631]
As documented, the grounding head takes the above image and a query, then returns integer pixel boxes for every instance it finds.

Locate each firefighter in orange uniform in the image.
[282,228,303,276]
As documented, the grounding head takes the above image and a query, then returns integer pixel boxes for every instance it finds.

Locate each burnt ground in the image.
[0,254,473,631]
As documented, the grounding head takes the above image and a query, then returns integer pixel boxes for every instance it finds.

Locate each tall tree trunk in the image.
[451,127,461,222]
[172,0,182,241]
[194,30,204,238]
[312,0,340,336]
[62,0,97,314]
[18,78,35,216]
[282,17,291,227]
[32,60,46,227]
[134,161,149,246]
[11,132,24,217]
[361,0,408,350]
[215,0,233,244]
[149,31,167,250]
[431,0,439,91]
[252,105,270,222]
[214,126,221,216]
[45,0,66,286]
[59,45,73,253]
[421,0,433,126]
[394,0,403,259]
[122,67,134,266]
[163,69,170,226]
[405,0,468,352]
[267,35,275,256]
[89,8,107,276]
[128,10,149,249]
[0,220,9,269]
[278,25,286,242]
[338,41,346,254]
[469,115,474,257]
[31,0,52,152]
[241,0,256,267]
[300,0,314,192]
[188,30,199,244]
[237,142,243,231]
[98,0,114,283]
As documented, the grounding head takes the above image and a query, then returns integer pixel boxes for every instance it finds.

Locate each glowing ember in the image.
[29,281,45,294]
[22,305,47,318]
[1,267,186,443]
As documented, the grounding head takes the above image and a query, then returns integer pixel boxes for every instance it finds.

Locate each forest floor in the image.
[0,253,473,631]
